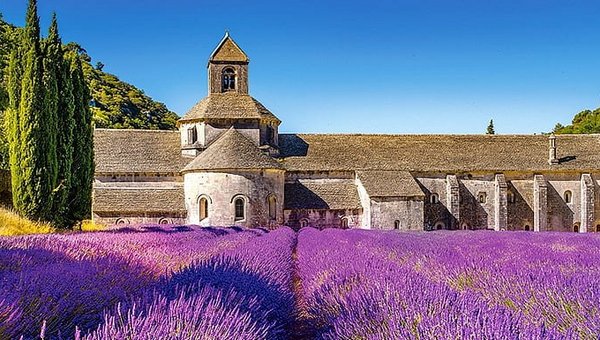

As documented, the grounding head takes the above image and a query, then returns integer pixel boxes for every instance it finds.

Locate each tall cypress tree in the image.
[6,34,23,208]
[9,0,57,221]
[46,14,73,227]
[67,51,94,224]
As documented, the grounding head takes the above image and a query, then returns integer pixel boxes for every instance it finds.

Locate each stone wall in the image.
[184,169,285,227]
[508,179,534,230]
[417,177,452,229]
[93,213,187,226]
[369,197,424,230]
[459,178,496,230]
[283,208,361,230]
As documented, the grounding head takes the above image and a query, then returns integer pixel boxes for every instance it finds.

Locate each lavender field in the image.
[1,226,599,339]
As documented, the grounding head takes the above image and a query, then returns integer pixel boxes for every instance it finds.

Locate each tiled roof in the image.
[179,93,280,123]
[183,128,283,172]
[278,134,600,172]
[284,179,361,210]
[94,129,190,174]
[93,186,185,213]
[357,170,424,197]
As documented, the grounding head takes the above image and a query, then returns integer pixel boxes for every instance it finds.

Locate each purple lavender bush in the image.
[85,227,297,339]
[0,225,260,338]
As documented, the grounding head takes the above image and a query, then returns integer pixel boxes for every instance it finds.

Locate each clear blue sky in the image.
[2,0,600,134]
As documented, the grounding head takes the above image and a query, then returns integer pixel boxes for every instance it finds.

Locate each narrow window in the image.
[435,222,445,230]
[222,68,236,91]
[596,225,600,232]
[268,195,277,219]
[234,197,245,221]
[430,193,439,204]
[299,218,309,228]
[574,224,580,233]
[507,192,515,203]
[199,197,209,220]
[341,217,349,229]
[564,191,572,204]
[524,225,530,231]
[478,192,487,203]
[394,220,400,230]
[187,126,198,144]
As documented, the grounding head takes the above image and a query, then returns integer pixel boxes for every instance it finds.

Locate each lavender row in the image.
[0,225,261,339]
[84,227,297,339]
[296,228,579,339]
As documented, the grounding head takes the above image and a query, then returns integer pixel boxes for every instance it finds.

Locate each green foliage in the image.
[554,108,600,134]
[67,51,94,223]
[486,119,495,135]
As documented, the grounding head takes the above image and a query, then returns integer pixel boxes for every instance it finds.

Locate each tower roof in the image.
[209,32,249,63]
[182,128,283,172]
[178,92,280,123]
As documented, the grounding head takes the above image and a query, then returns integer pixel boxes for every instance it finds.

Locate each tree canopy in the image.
[553,108,600,134]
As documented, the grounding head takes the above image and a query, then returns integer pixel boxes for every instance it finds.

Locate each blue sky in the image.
[2,0,600,134]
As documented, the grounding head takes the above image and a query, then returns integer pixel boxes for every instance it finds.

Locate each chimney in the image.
[548,134,559,165]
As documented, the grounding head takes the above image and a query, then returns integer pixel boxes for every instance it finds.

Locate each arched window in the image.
[574,224,580,233]
[234,197,245,221]
[199,197,209,220]
[524,225,530,231]
[478,192,487,203]
[158,218,170,225]
[268,195,277,220]
[435,221,445,230]
[564,191,572,204]
[187,126,198,144]
[115,218,129,225]
[394,220,401,230]
[340,217,349,229]
[430,193,439,204]
[596,224,600,232]
[507,191,515,203]
[222,68,236,91]
[299,218,309,228]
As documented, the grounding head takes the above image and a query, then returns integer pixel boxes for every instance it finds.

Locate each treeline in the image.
[553,108,600,134]
[4,0,92,227]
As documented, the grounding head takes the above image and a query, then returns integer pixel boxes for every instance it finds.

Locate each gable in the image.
[210,35,249,62]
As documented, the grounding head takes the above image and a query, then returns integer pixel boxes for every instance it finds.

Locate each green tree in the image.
[67,51,94,224]
[46,14,75,227]
[486,119,495,135]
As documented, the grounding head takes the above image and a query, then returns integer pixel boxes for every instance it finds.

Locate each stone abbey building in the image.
[90,33,600,232]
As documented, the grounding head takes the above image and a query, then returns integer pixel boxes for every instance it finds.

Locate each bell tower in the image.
[207,32,249,94]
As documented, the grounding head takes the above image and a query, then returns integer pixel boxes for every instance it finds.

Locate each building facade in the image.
[90,33,600,232]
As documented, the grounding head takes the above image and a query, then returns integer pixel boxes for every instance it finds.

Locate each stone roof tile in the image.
[284,179,361,210]
[93,187,185,213]
[357,170,424,197]
[179,93,280,123]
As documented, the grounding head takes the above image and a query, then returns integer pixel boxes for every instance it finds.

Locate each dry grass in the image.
[0,207,55,236]
[80,220,106,232]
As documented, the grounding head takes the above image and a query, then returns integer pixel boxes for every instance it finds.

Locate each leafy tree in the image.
[486,119,495,135]
[554,108,600,134]
[95,61,104,71]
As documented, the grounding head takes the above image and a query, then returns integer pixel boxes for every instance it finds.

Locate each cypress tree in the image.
[67,51,94,224]
[41,13,60,221]
[486,119,495,135]
[6,35,23,208]
[46,14,74,227]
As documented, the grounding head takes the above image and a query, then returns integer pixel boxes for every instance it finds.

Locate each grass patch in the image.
[0,207,55,236]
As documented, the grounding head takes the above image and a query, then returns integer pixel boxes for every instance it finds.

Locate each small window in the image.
[341,217,349,229]
[574,224,580,233]
[222,67,236,91]
[268,195,277,219]
[524,225,530,231]
[478,192,487,203]
[507,191,515,203]
[596,224,600,232]
[430,193,439,204]
[199,197,209,220]
[187,126,198,144]
[461,223,470,230]
[394,220,400,230]
[234,197,245,221]
[299,218,309,228]
[435,222,445,230]
[266,125,276,145]
[158,218,170,225]
[116,218,129,225]
[564,191,572,204]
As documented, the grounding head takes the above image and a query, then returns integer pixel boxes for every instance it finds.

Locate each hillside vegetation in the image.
[553,108,600,134]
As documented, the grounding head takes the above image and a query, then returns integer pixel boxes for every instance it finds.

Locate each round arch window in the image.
[222,68,236,91]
